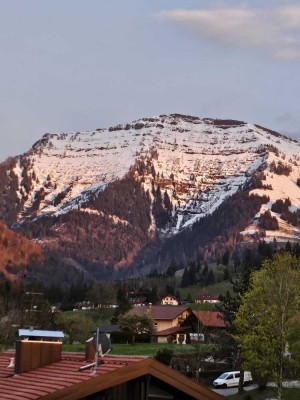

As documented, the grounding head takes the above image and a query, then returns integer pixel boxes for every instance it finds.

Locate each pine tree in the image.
[111,288,132,323]
[181,267,191,288]
[165,260,177,277]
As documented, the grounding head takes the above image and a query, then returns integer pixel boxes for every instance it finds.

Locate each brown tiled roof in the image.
[0,351,224,400]
[161,295,178,301]
[129,305,190,320]
[192,311,227,328]
[154,326,189,336]
[195,294,220,302]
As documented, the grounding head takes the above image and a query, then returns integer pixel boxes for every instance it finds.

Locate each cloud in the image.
[156,6,300,61]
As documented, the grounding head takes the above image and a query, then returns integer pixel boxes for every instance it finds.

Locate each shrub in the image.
[269,161,292,176]
[258,210,279,230]
[134,333,151,343]
[154,348,174,365]
[110,331,132,344]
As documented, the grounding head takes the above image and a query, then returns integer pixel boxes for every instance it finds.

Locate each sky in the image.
[0,0,300,162]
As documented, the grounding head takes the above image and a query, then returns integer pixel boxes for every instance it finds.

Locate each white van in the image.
[213,371,252,388]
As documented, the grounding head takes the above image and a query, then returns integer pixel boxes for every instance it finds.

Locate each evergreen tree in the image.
[285,241,292,253]
[165,284,175,296]
[292,242,300,258]
[111,288,132,323]
[165,260,177,277]
[149,287,159,304]
[205,269,215,285]
[189,262,197,285]
[163,190,172,212]
[181,267,191,288]
[222,249,230,266]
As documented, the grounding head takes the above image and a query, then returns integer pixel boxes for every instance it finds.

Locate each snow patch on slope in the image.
[14,115,300,241]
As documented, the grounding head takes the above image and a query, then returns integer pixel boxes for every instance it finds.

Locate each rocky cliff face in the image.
[0,114,299,279]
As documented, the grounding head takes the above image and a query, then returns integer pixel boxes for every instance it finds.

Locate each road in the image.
[213,384,258,397]
[213,381,300,397]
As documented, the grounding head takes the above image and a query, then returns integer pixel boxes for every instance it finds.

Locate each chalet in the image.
[182,311,227,342]
[195,294,220,304]
[127,305,191,332]
[129,296,147,306]
[0,341,225,400]
[192,311,226,329]
[161,295,179,306]
[154,325,190,344]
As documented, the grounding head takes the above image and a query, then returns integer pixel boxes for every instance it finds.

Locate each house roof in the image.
[161,295,178,300]
[129,305,190,320]
[0,351,145,400]
[94,325,119,333]
[154,326,189,336]
[195,294,220,302]
[192,311,227,328]
[0,351,224,400]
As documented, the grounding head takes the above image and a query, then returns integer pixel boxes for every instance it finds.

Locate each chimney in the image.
[15,340,62,374]
[85,336,96,361]
[15,329,64,374]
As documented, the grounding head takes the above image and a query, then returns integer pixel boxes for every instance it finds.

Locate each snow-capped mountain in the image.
[0,114,299,279]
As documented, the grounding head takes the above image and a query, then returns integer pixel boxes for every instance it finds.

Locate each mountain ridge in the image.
[0,114,299,281]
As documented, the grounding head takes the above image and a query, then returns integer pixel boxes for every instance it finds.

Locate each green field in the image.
[179,279,233,302]
[63,342,210,357]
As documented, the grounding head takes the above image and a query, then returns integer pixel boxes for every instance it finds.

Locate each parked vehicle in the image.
[213,370,252,388]
[189,333,204,342]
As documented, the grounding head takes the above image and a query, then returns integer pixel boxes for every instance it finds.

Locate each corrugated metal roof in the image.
[17,330,65,339]
[0,351,145,400]
[0,351,224,400]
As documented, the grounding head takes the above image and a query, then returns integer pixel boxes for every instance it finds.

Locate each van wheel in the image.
[222,384,227,388]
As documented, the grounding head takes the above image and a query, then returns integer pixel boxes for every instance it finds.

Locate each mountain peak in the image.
[0,114,299,281]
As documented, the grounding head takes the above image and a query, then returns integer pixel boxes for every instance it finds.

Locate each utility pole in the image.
[24,291,43,329]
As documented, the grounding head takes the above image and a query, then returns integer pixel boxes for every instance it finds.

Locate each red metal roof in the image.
[0,351,225,400]
[0,351,145,400]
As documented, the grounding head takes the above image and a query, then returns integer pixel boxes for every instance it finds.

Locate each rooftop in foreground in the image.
[0,350,224,400]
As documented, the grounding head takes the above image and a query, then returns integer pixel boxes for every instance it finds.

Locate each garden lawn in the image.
[110,343,195,356]
[63,343,197,357]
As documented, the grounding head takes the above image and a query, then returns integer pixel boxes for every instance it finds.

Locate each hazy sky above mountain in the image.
[0,0,300,162]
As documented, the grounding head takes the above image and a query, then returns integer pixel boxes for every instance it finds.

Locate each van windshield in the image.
[218,373,228,380]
